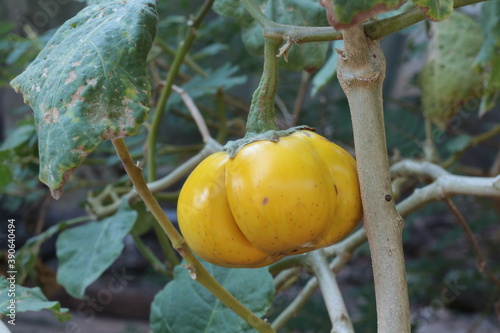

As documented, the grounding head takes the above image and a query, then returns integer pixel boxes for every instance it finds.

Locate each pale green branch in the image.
[131,231,170,276]
[307,250,354,333]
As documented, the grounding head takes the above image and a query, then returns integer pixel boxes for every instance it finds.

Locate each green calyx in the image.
[223,125,315,158]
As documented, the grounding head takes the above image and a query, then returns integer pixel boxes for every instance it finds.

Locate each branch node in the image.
[493,176,500,191]
[277,40,293,62]
[356,72,380,82]
[182,264,197,280]
[334,48,347,60]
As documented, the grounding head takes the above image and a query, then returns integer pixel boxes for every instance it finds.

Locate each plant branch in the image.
[112,138,275,333]
[292,71,310,125]
[489,149,500,176]
[271,249,354,330]
[147,0,214,182]
[155,39,208,78]
[131,231,170,276]
[322,228,367,258]
[271,270,320,331]
[241,0,276,27]
[308,250,354,333]
[442,124,500,168]
[423,114,439,162]
[152,222,181,270]
[242,0,487,46]
[91,140,222,218]
[337,24,409,333]
[343,0,486,41]
[391,160,500,216]
[273,267,301,292]
[271,230,363,329]
[444,198,500,286]
[172,85,212,142]
[391,160,449,180]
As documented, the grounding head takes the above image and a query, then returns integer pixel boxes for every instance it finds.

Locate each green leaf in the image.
[150,260,275,333]
[56,205,137,299]
[192,43,230,60]
[16,217,89,284]
[0,276,71,322]
[178,63,246,102]
[0,150,12,187]
[319,0,405,30]
[0,164,11,187]
[213,0,329,71]
[10,0,158,199]
[0,21,15,35]
[168,64,247,108]
[311,41,343,96]
[412,0,453,21]
[0,124,36,150]
[6,41,32,65]
[420,11,484,128]
[444,134,472,154]
[474,1,500,116]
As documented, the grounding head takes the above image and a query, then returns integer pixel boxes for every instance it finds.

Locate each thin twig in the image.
[442,124,500,168]
[391,160,449,180]
[272,270,320,331]
[274,95,293,127]
[90,140,222,218]
[155,39,208,78]
[152,222,181,271]
[391,160,500,218]
[271,250,354,330]
[172,84,212,142]
[131,231,170,276]
[35,193,52,234]
[444,198,500,286]
[274,267,301,293]
[215,89,228,143]
[307,250,354,333]
[488,149,500,177]
[292,71,310,126]
[147,0,214,182]
[423,114,439,162]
